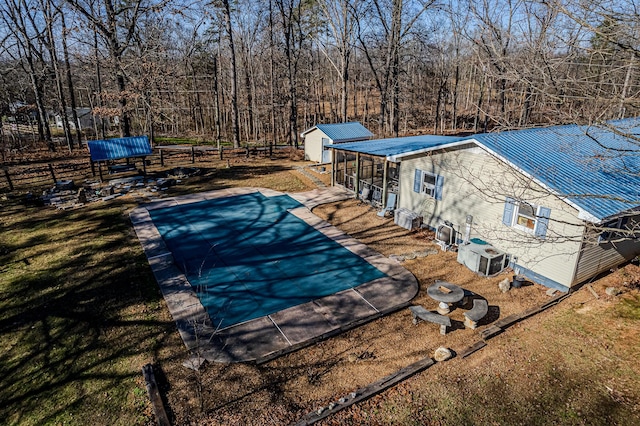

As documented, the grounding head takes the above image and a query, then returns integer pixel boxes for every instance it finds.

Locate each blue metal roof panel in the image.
[473,119,640,221]
[313,122,373,141]
[88,136,152,161]
[331,135,468,156]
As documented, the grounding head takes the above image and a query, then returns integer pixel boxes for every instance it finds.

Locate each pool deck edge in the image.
[130,187,419,363]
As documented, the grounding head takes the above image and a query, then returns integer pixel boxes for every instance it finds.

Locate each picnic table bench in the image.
[409,305,451,335]
[463,299,488,329]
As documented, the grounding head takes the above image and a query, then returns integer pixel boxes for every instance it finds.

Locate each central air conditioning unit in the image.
[457,242,510,276]
[394,208,422,231]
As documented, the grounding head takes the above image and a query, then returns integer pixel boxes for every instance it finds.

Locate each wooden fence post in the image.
[142,364,170,426]
[160,149,164,166]
[48,163,57,183]
[4,168,13,191]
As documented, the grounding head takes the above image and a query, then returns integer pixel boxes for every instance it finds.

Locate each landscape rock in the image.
[182,354,206,371]
[167,167,200,178]
[434,347,453,362]
[77,188,87,203]
[157,178,176,188]
[498,278,511,293]
[605,286,621,296]
[55,180,74,190]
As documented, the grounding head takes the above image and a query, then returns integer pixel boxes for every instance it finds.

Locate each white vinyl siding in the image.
[399,146,584,288]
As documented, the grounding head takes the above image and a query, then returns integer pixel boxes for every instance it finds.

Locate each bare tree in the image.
[65,0,164,137]
[217,0,241,148]
[357,0,436,136]
[1,0,54,148]
[317,0,363,122]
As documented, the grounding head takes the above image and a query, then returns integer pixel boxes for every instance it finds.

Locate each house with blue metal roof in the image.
[301,122,373,163]
[330,120,640,291]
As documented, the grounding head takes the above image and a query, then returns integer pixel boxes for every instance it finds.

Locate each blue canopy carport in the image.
[87,136,153,181]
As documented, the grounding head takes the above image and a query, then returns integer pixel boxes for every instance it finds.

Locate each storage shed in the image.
[301,122,373,163]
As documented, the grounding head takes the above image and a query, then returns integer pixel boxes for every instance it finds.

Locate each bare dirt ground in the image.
[156,196,640,425]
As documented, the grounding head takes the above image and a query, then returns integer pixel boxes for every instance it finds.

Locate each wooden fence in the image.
[0,144,299,193]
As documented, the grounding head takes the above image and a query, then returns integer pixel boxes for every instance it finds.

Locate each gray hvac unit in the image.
[394,208,422,231]
[457,242,509,276]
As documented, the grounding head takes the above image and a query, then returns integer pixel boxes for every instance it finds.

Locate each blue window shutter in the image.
[413,169,422,193]
[502,197,516,226]
[535,206,551,239]
[434,174,444,200]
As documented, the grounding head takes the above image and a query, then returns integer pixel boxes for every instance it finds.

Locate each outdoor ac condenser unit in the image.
[457,242,510,276]
[394,208,422,231]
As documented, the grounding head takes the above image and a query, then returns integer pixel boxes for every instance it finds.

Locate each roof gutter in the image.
[387,140,474,162]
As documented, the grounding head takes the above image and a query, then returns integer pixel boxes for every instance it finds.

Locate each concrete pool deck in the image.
[130,187,419,363]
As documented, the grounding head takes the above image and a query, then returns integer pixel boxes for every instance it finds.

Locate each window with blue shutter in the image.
[504,197,551,238]
[535,206,551,239]
[502,197,516,226]
[434,175,444,201]
[414,169,442,199]
[413,169,422,193]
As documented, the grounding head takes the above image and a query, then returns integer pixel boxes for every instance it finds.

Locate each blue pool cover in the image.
[149,192,387,329]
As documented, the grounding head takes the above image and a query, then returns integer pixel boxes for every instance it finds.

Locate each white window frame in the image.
[509,201,545,234]
[503,197,551,239]
[420,170,437,198]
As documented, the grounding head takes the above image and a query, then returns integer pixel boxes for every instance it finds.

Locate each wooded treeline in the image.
[1,0,640,150]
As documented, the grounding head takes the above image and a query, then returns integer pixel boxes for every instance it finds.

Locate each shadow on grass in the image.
[0,159,320,424]
[0,197,176,424]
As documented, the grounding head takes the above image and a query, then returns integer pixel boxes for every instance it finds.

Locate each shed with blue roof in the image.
[301,122,373,163]
[330,120,640,291]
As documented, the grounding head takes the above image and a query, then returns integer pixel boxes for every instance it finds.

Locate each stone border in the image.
[130,187,419,363]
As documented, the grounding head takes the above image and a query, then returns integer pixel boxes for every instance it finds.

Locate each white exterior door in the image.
[321,138,331,163]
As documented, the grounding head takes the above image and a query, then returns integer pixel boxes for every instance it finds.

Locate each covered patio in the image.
[330,135,469,211]
[332,148,399,209]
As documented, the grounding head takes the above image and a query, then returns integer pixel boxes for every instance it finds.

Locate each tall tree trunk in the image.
[212,54,222,158]
[474,72,486,132]
[269,0,277,148]
[451,56,460,131]
[276,0,300,148]
[618,55,634,118]
[93,26,106,139]
[23,47,52,149]
[44,0,73,151]
[60,11,83,148]
[221,0,241,148]
[102,0,131,137]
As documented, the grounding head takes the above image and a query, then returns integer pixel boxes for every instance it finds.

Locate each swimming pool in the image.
[148,191,387,329]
